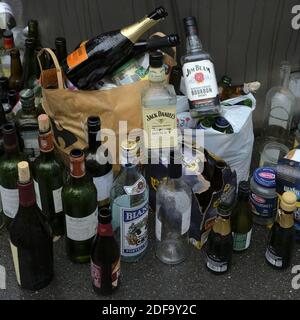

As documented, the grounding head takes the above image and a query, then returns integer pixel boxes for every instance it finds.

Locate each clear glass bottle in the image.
[262,61,296,147]
[141,51,177,150]
[181,16,220,118]
[110,140,149,263]
[155,154,192,265]
[15,89,40,162]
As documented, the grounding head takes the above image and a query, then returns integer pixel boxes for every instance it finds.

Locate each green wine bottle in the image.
[62,149,98,263]
[0,123,26,228]
[231,181,253,252]
[85,116,113,209]
[33,114,65,240]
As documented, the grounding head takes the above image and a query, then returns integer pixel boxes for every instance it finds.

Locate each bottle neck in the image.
[213,215,231,236]
[149,66,166,86]
[11,55,23,77]
[17,180,36,208]
[88,131,101,154]
[97,222,114,237]
[39,130,54,154]
[280,64,291,89]
[121,15,161,43]
[277,208,294,229]
[186,32,203,53]
[4,143,19,156]
[70,158,86,179]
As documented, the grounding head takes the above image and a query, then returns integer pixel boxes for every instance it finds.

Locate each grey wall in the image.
[6,0,300,130]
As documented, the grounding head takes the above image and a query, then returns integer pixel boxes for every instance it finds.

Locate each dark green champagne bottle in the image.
[206,204,233,274]
[62,7,168,89]
[231,181,253,252]
[55,37,68,65]
[91,207,120,296]
[9,161,53,291]
[85,116,113,209]
[265,191,296,270]
[28,20,41,48]
[33,114,65,239]
[62,149,98,263]
[0,123,26,228]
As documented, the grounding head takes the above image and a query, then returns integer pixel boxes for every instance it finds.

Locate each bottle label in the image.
[65,209,98,241]
[67,45,88,70]
[182,205,192,235]
[0,264,6,290]
[142,106,178,149]
[34,180,42,210]
[265,247,283,268]
[91,258,121,289]
[183,60,219,102]
[9,241,21,286]
[93,170,114,202]
[53,187,63,213]
[206,255,228,273]
[155,214,162,241]
[21,131,40,160]
[124,177,147,196]
[120,200,148,257]
[149,67,166,83]
[250,193,277,219]
[0,186,19,219]
[233,229,252,251]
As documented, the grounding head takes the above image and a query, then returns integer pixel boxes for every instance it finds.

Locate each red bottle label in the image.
[38,132,54,153]
[91,259,120,289]
[98,224,113,237]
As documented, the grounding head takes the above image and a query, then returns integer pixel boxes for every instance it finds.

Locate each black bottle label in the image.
[206,255,228,273]
[265,247,283,268]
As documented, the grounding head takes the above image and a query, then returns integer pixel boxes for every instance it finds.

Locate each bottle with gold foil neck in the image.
[62,6,168,89]
[206,203,233,274]
[265,191,296,270]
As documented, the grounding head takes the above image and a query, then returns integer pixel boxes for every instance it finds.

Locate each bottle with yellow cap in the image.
[265,191,296,270]
[9,161,53,290]
[110,139,149,262]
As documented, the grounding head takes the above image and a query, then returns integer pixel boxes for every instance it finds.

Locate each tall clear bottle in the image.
[155,154,192,264]
[110,140,149,262]
[141,51,177,150]
[181,17,220,118]
[262,61,296,147]
[85,116,113,210]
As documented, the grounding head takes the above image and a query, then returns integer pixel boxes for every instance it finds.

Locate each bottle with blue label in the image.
[111,140,149,262]
[250,167,278,226]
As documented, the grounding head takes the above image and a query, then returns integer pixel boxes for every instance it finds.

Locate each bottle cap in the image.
[199,118,212,129]
[238,181,250,199]
[150,51,163,68]
[87,116,101,133]
[218,203,232,218]
[18,161,30,184]
[2,123,17,147]
[253,167,276,188]
[148,7,168,20]
[215,117,230,129]
[120,139,138,165]
[55,37,66,46]
[183,16,199,35]
[221,75,232,86]
[38,114,50,133]
[8,90,17,107]
[98,207,112,222]
[280,192,297,212]
[10,48,20,57]
[20,89,35,108]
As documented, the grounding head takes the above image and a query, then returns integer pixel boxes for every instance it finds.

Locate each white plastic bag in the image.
[203,94,256,184]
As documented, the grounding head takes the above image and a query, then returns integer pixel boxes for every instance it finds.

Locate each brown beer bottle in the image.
[9,49,23,92]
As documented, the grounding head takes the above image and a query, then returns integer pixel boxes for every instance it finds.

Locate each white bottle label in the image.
[181,205,191,235]
[142,105,178,150]
[206,256,228,273]
[10,241,21,286]
[0,186,19,219]
[124,177,147,196]
[183,60,219,101]
[53,187,63,213]
[233,229,252,251]
[120,200,148,257]
[65,209,98,241]
[0,192,2,213]
[265,248,283,268]
[93,170,114,202]
[34,180,42,210]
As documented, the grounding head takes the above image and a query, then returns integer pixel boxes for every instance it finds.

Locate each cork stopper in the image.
[280,192,297,212]
[18,161,31,184]
[38,114,50,133]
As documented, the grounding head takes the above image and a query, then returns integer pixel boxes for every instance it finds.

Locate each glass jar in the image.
[250,167,278,226]
[259,142,289,167]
